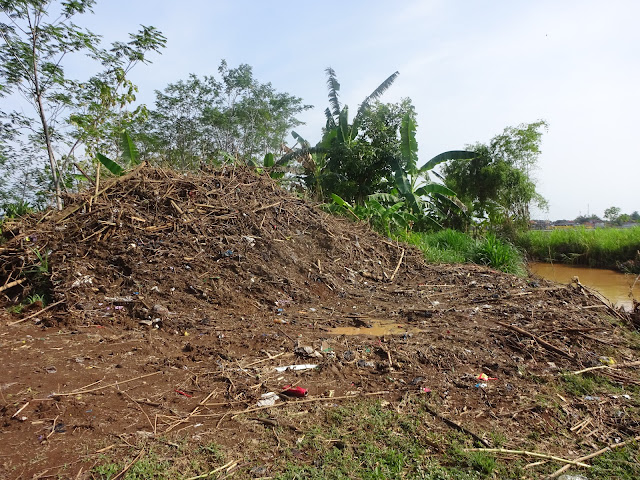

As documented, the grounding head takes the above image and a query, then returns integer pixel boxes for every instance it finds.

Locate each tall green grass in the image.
[399,229,527,276]
[517,227,640,270]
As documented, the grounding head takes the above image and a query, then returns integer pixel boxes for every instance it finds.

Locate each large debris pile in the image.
[1,165,419,328]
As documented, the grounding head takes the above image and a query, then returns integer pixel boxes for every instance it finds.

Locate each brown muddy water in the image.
[530,262,639,311]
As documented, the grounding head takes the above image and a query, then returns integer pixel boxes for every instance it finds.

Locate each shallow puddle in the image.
[530,262,639,311]
[331,319,415,336]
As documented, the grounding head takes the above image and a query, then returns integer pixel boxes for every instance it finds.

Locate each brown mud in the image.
[0,165,639,478]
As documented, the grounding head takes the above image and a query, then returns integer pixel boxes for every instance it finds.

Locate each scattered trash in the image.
[281,385,308,397]
[175,389,193,397]
[477,373,497,381]
[475,383,487,388]
[71,275,93,288]
[256,392,279,407]
[105,296,134,303]
[584,395,601,401]
[274,364,317,373]
[342,350,355,362]
[294,345,323,358]
[242,235,256,247]
[599,356,616,366]
[558,475,588,480]
[153,304,171,317]
[420,387,432,394]
[357,360,375,368]
[223,249,233,257]
[45,366,57,374]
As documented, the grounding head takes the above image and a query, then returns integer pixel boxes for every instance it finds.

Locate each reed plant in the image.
[517,226,640,270]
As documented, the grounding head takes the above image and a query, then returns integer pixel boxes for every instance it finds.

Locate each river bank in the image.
[517,227,640,273]
[530,261,639,311]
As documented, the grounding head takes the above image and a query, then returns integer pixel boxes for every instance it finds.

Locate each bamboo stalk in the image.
[52,371,162,396]
[7,299,65,326]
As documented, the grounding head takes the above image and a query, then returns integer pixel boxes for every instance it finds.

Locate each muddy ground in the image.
[1,166,639,479]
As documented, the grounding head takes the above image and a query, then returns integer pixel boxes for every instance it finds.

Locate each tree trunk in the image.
[36,93,63,210]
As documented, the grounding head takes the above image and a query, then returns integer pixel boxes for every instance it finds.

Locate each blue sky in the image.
[54,1,640,218]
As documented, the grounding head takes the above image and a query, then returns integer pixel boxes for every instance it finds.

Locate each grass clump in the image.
[401,229,526,276]
[517,226,640,270]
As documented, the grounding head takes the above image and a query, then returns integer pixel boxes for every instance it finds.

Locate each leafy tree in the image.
[631,211,640,222]
[293,68,402,205]
[574,214,602,225]
[604,206,621,224]
[0,0,165,209]
[442,121,549,235]
[137,62,311,169]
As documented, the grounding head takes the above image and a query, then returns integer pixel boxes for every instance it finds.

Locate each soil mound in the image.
[1,165,639,478]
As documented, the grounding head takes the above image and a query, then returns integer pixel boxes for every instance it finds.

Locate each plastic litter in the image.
[256,392,279,407]
[281,385,308,397]
[477,373,498,381]
[274,364,317,373]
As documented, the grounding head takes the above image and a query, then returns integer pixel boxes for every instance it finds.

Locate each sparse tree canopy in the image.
[0,0,165,209]
[442,121,549,234]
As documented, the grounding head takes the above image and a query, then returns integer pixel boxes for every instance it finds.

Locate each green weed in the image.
[517,226,640,270]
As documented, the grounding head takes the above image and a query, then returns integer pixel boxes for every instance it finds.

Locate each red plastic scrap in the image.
[175,389,193,397]
[281,385,308,397]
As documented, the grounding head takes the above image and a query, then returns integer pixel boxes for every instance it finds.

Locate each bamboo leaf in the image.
[96,153,124,176]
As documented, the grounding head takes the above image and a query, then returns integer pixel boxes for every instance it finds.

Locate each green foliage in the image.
[471,233,526,275]
[587,441,640,480]
[1,199,33,218]
[136,62,311,169]
[399,229,527,275]
[327,194,416,237]
[294,68,405,205]
[604,206,622,224]
[442,121,548,235]
[517,226,640,269]
[96,153,124,176]
[0,0,165,209]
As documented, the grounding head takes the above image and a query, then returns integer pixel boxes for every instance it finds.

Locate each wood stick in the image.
[241,352,286,368]
[496,321,573,359]
[424,405,490,447]
[546,435,640,479]
[571,360,640,375]
[7,299,65,326]
[119,390,155,434]
[0,278,26,293]
[253,201,281,213]
[52,371,162,396]
[11,401,29,418]
[390,248,405,282]
[463,448,590,468]
[184,460,236,480]
[112,449,145,480]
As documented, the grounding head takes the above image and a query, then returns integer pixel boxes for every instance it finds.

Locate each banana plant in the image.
[329,194,416,237]
[96,131,140,176]
[374,111,475,229]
